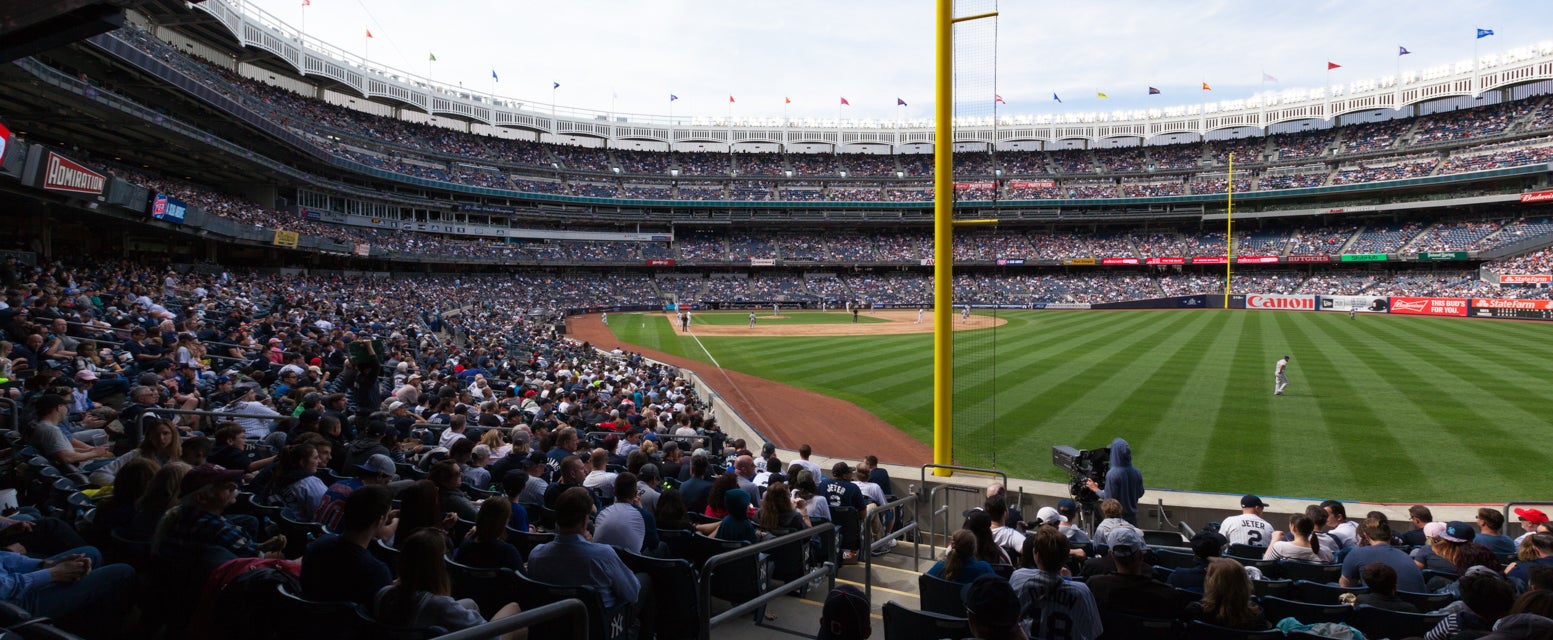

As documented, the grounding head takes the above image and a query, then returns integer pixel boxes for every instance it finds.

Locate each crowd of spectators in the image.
[1348,223,1427,254]
[1413,101,1531,146]
[1260,168,1331,190]
[1330,155,1441,185]
[1273,130,1337,161]
[1287,225,1361,255]
[1411,220,1503,252]
[1341,119,1415,154]
[1487,246,1553,276]
[1125,180,1187,197]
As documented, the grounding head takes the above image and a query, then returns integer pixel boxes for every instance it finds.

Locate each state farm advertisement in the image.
[1236,256,1281,264]
[1245,294,1316,310]
[1320,295,1389,313]
[1497,274,1552,284]
[1520,190,1553,204]
[1388,296,1468,317]
[1472,298,1553,310]
[1101,257,1139,265]
[1145,257,1186,265]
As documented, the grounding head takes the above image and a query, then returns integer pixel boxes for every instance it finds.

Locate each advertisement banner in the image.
[920,258,935,266]
[0,121,8,165]
[42,151,106,195]
[1101,257,1139,265]
[272,230,300,248]
[1388,296,1468,317]
[353,243,370,256]
[1064,258,1096,266]
[1320,295,1389,313]
[1285,255,1332,263]
[1520,190,1553,204]
[148,193,187,224]
[1191,256,1228,265]
[995,258,1026,265]
[1144,257,1186,265]
[1417,251,1468,261]
[1340,253,1388,262]
[1236,256,1281,264]
[1472,298,1553,310]
[1008,180,1056,189]
[1498,274,1552,284]
[1042,303,1093,310]
[1245,294,1316,310]
[750,258,776,267]
[953,181,995,190]
[646,258,676,266]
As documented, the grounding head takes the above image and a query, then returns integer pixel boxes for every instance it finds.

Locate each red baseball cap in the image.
[1515,508,1549,526]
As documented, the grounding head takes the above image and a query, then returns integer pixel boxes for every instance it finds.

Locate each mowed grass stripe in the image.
[1370,318,1553,418]
[1368,317,1553,391]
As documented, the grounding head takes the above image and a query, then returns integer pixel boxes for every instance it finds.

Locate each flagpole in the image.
[1474,38,1481,96]
[300,3,306,41]
[1225,152,1234,308]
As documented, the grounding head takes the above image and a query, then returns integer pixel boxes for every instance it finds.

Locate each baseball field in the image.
[594,309,1553,503]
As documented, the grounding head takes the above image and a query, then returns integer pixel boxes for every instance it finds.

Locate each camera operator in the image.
[1084,438,1143,525]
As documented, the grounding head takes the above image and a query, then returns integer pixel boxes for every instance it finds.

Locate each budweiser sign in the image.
[1246,294,1316,310]
[1472,298,1553,310]
[1520,190,1553,204]
[43,152,105,195]
[1389,296,1468,317]
[1499,274,1552,284]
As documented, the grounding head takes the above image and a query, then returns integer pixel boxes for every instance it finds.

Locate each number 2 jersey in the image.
[1219,513,1274,548]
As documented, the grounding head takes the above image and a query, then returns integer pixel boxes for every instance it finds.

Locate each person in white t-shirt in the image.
[1321,500,1359,551]
[1274,355,1291,395]
[793,444,822,482]
[1219,495,1275,550]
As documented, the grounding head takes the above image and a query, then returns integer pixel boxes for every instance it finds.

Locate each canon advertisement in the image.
[1245,294,1316,310]
[1319,296,1389,313]
[1471,298,1553,320]
[1388,296,1468,317]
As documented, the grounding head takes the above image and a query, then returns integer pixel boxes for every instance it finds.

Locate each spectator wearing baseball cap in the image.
[962,574,1021,640]
[1087,528,1187,619]
[817,584,871,639]
[1219,495,1274,551]
[1169,530,1227,593]
[314,454,397,532]
[1410,522,1458,573]
[1515,508,1549,545]
[818,461,866,556]
[159,464,287,563]
[1054,498,1092,546]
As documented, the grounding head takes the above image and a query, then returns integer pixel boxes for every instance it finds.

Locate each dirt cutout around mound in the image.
[567,312,938,466]
[687,309,1006,337]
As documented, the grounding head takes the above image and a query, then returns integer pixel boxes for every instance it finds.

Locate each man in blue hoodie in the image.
[1085,438,1144,525]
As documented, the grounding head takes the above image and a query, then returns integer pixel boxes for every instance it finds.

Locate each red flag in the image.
[840,97,849,106]
[365,28,373,38]
[729,95,735,103]
[1201,82,1211,91]
[785,97,791,104]
[994,94,1006,104]
[301,0,310,5]
[1327,61,1341,70]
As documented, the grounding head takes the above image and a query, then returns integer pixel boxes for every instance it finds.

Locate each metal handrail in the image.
[429,598,588,640]
[860,491,920,604]
[137,407,283,436]
[698,522,838,640]
[919,464,1007,557]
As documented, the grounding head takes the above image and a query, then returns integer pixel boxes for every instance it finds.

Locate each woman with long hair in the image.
[704,472,740,519]
[90,418,182,486]
[264,443,328,522]
[453,499,523,571]
[789,466,830,522]
[480,429,510,462]
[1188,558,1271,630]
[374,527,526,638]
[929,529,995,583]
[90,457,160,538]
[757,481,807,532]
[964,510,1011,565]
[654,488,692,532]
[129,461,191,539]
[1263,514,1333,563]
[393,480,456,547]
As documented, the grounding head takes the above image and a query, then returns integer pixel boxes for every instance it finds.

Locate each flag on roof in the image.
[491,69,498,82]
[1477,28,1494,39]
[365,28,373,38]
[1201,82,1211,91]
[729,95,735,103]
[897,98,907,106]
[1327,61,1341,70]
[1097,92,1108,99]
[670,94,679,101]
[995,94,1006,104]
[553,82,560,89]
[1398,46,1411,56]
[1052,93,1062,103]
[840,97,849,105]
[785,97,791,104]
[1148,87,1160,95]
[428,53,436,62]
[1263,72,1278,83]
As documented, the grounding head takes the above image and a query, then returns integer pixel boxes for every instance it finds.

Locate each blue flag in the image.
[491,69,498,82]
[897,98,907,106]
[1052,92,1062,103]
[553,82,560,89]
[1477,28,1494,38]
[670,94,679,102]
[1398,46,1411,56]
[1148,87,1160,95]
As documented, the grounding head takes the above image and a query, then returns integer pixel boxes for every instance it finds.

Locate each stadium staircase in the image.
[1335,226,1365,254]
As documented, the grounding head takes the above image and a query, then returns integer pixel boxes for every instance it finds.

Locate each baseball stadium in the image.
[0,0,1552,638]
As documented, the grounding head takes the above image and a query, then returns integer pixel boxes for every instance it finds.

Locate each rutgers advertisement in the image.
[1388,296,1468,317]
[1245,294,1315,310]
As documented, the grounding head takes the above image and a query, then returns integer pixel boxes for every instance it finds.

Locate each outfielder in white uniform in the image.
[1219,495,1275,549]
[601,312,608,326]
[917,307,924,323]
[749,312,757,328]
[1274,355,1290,395]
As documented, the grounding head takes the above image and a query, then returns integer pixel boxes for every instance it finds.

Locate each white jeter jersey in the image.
[1219,514,1275,548]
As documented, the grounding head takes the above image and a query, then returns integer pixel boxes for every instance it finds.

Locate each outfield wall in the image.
[1094,293,1553,321]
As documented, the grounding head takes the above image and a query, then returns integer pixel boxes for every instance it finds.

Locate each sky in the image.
[247,0,1553,123]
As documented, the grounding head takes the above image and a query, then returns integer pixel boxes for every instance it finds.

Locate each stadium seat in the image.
[506,527,555,559]
[1153,565,1176,582]
[274,583,362,639]
[0,600,31,627]
[1228,555,1281,578]
[446,561,520,619]
[1149,547,1198,570]
[917,573,965,617]
[4,622,86,640]
[1277,560,1342,584]
[881,601,971,640]
[276,514,327,559]
[696,536,770,622]
[369,538,400,576]
[1141,529,1187,548]
[830,506,863,556]
[1396,589,1456,611]
[351,607,442,640]
[1289,579,1366,605]
[1348,605,1446,639]
[1226,543,1266,558]
[1185,620,1287,639]
[1257,596,1352,625]
[1097,610,1179,640]
[1251,579,1294,600]
[614,546,700,640]
[509,569,629,640]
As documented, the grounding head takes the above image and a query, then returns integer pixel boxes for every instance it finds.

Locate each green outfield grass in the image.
[608,310,1553,503]
[681,310,889,326]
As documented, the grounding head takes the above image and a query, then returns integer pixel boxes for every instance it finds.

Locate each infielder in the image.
[680,311,690,332]
[773,303,779,317]
[962,305,971,323]
[601,312,609,326]
[749,312,757,328]
[1274,354,1291,396]
[916,307,924,323]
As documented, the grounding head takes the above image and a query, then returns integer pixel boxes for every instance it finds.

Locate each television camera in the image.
[1052,445,1110,502]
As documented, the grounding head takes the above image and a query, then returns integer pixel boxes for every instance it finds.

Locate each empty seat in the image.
[917,573,965,617]
[1349,604,1447,639]
[881,601,971,640]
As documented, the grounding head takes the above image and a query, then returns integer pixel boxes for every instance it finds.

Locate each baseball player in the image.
[680,311,690,332]
[1274,354,1291,396]
[773,303,779,317]
[1350,304,1358,319]
[601,312,608,326]
[962,305,971,323]
[917,307,924,323]
[749,312,757,328]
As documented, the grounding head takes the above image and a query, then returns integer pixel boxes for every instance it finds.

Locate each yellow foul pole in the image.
[932,0,953,476]
[1224,153,1234,307]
